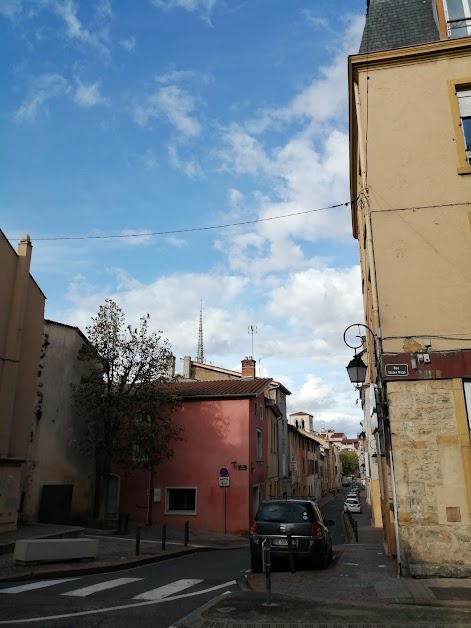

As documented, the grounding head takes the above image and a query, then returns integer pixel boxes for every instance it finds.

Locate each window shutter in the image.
[458,90,471,117]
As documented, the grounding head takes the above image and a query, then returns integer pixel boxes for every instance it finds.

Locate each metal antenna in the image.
[248,324,257,358]
[196,302,204,363]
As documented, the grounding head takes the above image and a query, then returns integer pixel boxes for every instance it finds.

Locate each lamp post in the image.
[343,323,378,386]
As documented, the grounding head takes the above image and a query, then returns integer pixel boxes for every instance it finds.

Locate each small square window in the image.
[166,487,196,514]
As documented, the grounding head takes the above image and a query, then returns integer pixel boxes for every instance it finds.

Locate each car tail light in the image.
[310,521,322,538]
[250,521,258,537]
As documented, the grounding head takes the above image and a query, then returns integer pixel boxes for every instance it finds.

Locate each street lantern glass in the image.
[346,354,367,384]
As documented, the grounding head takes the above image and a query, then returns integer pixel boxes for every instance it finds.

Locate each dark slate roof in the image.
[163,378,273,399]
[359,0,439,54]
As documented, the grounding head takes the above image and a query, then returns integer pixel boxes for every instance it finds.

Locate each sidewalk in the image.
[1,492,471,619]
[0,521,246,583]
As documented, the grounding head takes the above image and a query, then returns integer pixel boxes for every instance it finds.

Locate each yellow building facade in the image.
[349,0,471,576]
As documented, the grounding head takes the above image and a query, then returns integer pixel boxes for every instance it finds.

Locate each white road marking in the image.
[0,579,78,594]
[63,577,143,597]
[0,580,237,624]
[133,578,202,600]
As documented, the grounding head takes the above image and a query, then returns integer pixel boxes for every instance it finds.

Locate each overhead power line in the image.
[4,199,471,244]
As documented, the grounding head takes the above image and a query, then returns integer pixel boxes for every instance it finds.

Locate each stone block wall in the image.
[388,379,471,576]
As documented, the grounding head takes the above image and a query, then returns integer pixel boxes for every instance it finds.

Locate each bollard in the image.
[135,526,141,556]
[262,539,271,606]
[162,524,166,551]
[286,533,296,573]
[354,519,359,543]
[184,520,189,546]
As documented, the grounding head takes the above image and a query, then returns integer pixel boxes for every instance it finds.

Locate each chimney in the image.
[183,356,191,379]
[166,354,176,378]
[241,356,256,378]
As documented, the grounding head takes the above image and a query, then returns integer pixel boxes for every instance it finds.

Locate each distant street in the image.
[0,548,249,627]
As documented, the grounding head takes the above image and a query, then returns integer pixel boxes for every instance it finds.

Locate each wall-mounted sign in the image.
[385,364,409,376]
[238,465,247,470]
[219,477,230,487]
[289,460,298,472]
[219,467,229,477]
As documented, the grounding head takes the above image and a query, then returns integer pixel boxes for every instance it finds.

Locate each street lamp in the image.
[343,323,378,386]
[346,353,367,385]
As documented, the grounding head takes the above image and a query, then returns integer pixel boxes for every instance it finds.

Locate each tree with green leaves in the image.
[339,449,359,477]
[73,299,182,525]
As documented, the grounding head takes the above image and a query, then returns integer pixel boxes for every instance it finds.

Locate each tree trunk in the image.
[98,457,111,526]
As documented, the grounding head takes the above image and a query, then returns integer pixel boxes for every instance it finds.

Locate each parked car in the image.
[347,490,360,500]
[249,499,335,573]
[344,497,362,514]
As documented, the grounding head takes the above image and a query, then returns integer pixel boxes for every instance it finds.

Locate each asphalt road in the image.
[321,494,346,545]
[0,548,249,627]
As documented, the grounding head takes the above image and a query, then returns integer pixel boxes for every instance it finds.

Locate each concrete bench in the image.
[13,538,99,565]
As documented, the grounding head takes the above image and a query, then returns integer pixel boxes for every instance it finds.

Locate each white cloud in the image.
[15,73,69,122]
[168,144,202,177]
[0,0,22,19]
[44,0,111,58]
[74,80,107,107]
[151,0,218,24]
[120,35,136,52]
[134,85,201,138]
[119,229,155,246]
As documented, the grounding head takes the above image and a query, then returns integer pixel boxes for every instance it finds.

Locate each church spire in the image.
[196,302,204,363]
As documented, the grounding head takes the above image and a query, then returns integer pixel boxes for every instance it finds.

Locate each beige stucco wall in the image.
[353,45,471,354]
[388,379,471,574]
[0,232,45,531]
[21,321,95,524]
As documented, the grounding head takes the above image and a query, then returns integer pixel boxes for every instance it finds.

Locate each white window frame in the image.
[443,0,471,38]
[165,486,197,515]
[448,78,471,174]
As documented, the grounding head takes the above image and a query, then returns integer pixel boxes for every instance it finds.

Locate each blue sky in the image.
[1,0,367,436]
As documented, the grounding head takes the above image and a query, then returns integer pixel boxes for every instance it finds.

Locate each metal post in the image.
[224,486,227,534]
[162,524,166,551]
[354,519,359,543]
[262,540,271,606]
[286,533,296,573]
[184,520,189,546]
[135,526,141,556]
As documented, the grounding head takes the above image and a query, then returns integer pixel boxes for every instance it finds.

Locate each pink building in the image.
[119,378,274,536]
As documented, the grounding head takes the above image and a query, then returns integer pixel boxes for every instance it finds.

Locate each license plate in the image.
[271,538,297,547]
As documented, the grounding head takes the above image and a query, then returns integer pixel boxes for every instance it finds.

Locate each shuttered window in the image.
[458,89,471,165]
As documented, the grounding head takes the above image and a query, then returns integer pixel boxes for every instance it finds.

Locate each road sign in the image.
[219,477,230,487]
[385,364,409,376]
[219,467,229,477]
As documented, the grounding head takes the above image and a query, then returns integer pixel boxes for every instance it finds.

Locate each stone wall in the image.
[388,379,471,576]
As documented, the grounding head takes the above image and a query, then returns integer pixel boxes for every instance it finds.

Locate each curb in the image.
[0,546,214,584]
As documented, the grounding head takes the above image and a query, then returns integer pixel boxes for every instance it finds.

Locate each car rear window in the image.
[257,501,312,523]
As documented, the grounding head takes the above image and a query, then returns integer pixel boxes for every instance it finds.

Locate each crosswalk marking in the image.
[132,578,202,601]
[62,577,143,597]
[0,579,78,594]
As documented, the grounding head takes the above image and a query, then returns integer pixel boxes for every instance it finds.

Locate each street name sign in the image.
[385,364,409,376]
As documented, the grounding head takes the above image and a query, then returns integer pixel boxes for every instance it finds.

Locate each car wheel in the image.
[327,546,333,564]
[250,551,263,573]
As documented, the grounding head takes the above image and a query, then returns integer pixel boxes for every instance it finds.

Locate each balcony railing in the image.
[447,17,471,38]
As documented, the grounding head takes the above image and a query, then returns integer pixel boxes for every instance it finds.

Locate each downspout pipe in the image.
[389,447,402,576]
